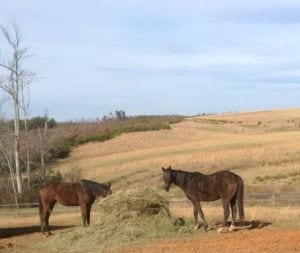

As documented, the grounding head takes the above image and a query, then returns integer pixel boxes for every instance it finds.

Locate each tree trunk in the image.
[13,88,22,194]
[38,126,46,183]
[24,118,31,190]
[0,142,19,209]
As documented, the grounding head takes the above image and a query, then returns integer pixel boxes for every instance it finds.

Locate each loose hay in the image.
[38,188,193,253]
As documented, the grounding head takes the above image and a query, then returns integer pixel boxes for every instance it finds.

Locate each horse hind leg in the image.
[39,198,45,233]
[229,196,237,232]
[40,212,46,234]
[41,201,56,236]
[218,199,230,233]
[41,205,50,236]
[45,201,56,236]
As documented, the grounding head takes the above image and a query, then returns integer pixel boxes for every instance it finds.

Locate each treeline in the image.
[0,113,184,204]
[1,113,183,169]
[4,116,57,130]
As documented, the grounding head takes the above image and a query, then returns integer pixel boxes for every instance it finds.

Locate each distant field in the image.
[54,108,300,197]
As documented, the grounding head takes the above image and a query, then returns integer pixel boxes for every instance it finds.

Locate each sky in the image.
[0,0,300,121]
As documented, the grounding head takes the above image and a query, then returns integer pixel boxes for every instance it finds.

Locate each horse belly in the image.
[55,195,79,206]
[197,191,219,201]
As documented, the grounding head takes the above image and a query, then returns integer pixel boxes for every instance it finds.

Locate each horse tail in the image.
[237,176,245,224]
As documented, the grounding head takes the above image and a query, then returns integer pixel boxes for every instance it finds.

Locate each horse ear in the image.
[162,167,165,172]
[168,166,171,170]
[107,182,111,188]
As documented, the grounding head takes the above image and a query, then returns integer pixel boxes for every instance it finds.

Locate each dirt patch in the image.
[118,228,300,253]
[0,224,77,253]
[0,206,299,253]
[0,211,80,253]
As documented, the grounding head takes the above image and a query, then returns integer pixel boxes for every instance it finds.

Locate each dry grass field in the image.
[1,108,300,253]
[55,108,300,196]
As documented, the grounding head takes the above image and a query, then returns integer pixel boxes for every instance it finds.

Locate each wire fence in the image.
[169,192,300,206]
[0,193,300,211]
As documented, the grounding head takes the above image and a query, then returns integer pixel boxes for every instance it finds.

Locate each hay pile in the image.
[39,188,192,253]
[98,187,171,218]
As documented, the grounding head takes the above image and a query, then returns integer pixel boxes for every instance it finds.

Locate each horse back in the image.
[39,182,85,206]
[209,170,241,196]
[185,170,241,201]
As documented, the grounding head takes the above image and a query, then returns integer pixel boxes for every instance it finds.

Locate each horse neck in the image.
[171,170,187,190]
[92,186,106,198]
[89,194,96,203]
[82,182,104,200]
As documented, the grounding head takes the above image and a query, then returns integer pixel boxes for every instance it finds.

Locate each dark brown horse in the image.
[162,166,244,232]
[38,179,112,235]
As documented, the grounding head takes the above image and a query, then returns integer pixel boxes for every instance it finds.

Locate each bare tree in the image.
[20,70,35,190]
[0,119,19,208]
[37,111,48,183]
[0,23,34,194]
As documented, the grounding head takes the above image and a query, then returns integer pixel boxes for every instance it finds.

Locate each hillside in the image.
[54,108,300,196]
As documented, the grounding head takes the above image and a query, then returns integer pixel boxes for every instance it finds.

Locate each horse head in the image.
[103,182,112,197]
[81,179,112,198]
[162,166,172,192]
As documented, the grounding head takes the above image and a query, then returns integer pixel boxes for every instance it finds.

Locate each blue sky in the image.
[1,0,300,120]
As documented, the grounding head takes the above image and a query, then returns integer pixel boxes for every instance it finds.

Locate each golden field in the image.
[54,108,300,196]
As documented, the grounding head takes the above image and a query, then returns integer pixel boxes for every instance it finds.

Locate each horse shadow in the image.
[210,220,272,232]
[0,225,75,239]
[241,220,272,230]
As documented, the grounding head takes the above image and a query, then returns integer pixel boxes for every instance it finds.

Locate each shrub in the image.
[47,115,184,160]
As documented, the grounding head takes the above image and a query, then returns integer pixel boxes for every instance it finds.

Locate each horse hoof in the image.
[194,225,200,230]
[217,227,227,234]
[206,226,212,232]
[229,225,236,232]
[43,232,52,237]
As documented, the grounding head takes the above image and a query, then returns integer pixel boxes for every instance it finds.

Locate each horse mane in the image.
[172,169,204,175]
[171,169,205,188]
[80,179,107,192]
[171,169,189,187]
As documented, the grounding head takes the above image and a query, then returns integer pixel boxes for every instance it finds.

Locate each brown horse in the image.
[38,179,112,235]
[162,166,244,232]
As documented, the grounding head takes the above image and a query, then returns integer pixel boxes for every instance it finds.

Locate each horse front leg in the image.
[80,204,87,226]
[192,203,200,230]
[192,201,208,231]
[86,204,91,226]
[197,202,208,231]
